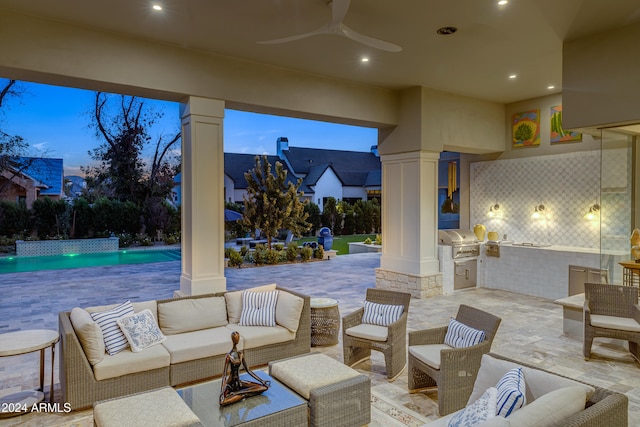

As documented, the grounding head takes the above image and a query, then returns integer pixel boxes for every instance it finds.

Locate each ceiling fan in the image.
[257,0,402,52]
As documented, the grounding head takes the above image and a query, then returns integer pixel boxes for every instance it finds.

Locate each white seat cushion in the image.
[270,353,361,399]
[161,327,241,364]
[93,344,170,381]
[408,344,451,370]
[93,387,202,427]
[590,314,640,332]
[225,324,294,349]
[345,323,389,342]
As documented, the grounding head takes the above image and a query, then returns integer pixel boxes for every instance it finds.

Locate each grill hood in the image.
[438,229,478,245]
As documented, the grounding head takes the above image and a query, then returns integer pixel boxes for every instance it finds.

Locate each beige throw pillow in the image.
[225,283,277,324]
[70,307,105,365]
[505,386,586,427]
[158,296,228,335]
[276,291,304,332]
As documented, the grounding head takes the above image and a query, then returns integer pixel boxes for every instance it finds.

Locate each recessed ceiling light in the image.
[152,4,163,11]
[498,0,508,5]
[547,85,555,90]
[361,57,370,63]
[436,27,458,36]
[508,74,517,79]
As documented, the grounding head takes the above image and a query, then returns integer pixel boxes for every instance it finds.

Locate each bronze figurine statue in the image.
[219,331,270,406]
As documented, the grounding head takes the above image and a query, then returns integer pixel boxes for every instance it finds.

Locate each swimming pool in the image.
[0,249,181,274]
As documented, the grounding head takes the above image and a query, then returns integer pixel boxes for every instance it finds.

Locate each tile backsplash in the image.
[469,150,604,248]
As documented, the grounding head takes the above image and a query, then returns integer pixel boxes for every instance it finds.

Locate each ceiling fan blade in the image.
[257,24,330,45]
[340,24,403,52]
[329,0,351,27]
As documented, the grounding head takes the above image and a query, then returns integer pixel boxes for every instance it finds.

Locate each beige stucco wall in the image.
[563,22,640,130]
[379,87,505,156]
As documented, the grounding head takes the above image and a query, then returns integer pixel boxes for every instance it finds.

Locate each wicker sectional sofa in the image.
[58,285,310,410]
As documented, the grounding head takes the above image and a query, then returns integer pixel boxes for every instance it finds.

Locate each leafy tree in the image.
[321,197,338,232]
[242,155,310,247]
[0,79,33,194]
[84,92,180,201]
[304,202,321,235]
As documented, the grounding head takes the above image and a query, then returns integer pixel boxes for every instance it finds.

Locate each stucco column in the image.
[376,150,442,298]
[177,96,227,296]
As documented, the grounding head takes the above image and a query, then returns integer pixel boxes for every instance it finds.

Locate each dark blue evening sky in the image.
[0,80,378,176]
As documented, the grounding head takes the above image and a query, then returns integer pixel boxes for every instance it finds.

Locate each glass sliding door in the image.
[600,129,635,285]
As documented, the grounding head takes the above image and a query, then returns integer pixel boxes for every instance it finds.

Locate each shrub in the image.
[265,249,280,265]
[163,231,180,245]
[314,245,324,259]
[239,245,249,257]
[117,232,134,248]
[286,243,298,262]
[226,248,244,268]
[364,237,372,244]
[31,197,68,238]
[70,197,93,238]
[300,246,313,262]
[0,201,30,236]
[136,233,154,246]
[253,244,266,265]
[274,243,284,251]
[375,234,382,245]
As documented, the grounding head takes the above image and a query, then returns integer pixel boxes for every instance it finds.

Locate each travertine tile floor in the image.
[0,252,638,426]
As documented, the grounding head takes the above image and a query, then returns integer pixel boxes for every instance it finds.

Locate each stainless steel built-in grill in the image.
[438,229,480,259]
[438,229,480,290]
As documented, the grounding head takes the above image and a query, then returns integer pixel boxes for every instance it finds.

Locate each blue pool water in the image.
[0,249,181,274]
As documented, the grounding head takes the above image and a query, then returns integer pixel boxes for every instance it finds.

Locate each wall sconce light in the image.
[584,204,600,221]
[488,204,500,218]
[531,204,545,219]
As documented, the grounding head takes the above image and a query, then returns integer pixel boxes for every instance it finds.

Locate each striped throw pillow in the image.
[496,367,526,417]
[90,300,134,355]
[239,290,279,327]
[444,318,486,348]
[362,301,404,327]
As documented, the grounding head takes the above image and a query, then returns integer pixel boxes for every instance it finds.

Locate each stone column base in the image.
[375,268,443,299]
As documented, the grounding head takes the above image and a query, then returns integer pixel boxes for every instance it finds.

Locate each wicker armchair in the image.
[342,288,411,381]
[584,282,640,362]
[408,304,501,416]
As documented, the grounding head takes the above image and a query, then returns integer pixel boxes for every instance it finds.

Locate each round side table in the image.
[0,329,59,418]
[310,298,340,346]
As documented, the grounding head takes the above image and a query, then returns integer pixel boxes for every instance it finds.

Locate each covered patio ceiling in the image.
[1,0,639,105]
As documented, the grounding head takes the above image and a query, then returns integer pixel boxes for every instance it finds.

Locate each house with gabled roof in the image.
[0,157,64,208]
[275,137,381,211]
[222,140,381,212]
[223,152,304,204]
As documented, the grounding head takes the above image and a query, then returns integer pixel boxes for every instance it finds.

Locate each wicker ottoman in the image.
[93,387,203,427]
[269,353,370,427]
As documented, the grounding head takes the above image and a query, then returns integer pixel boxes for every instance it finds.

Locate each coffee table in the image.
[177,371,307,427]
[0,329,59,418]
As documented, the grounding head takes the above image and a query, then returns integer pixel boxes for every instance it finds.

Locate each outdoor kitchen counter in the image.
[477,243,603,300]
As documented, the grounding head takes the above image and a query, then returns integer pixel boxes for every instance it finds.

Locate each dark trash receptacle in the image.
[318,227,333,251]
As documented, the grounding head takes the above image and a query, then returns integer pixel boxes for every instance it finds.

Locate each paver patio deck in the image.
[1,252,638,426]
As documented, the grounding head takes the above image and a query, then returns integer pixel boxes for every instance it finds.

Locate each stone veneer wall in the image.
[375,268,443,299]
[16,237,119,257]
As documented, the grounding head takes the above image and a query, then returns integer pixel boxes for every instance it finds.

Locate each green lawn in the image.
[295,234,377,255]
